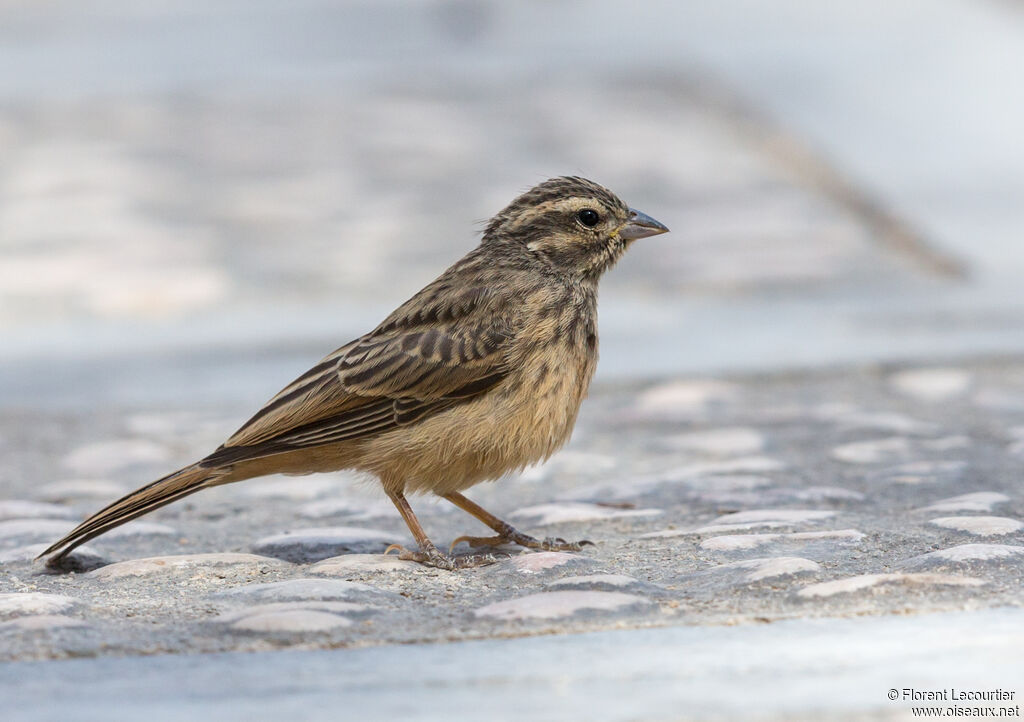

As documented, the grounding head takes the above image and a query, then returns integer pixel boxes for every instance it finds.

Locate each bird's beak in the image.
[619,208,669,240]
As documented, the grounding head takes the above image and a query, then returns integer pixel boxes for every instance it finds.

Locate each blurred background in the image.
[2,0,1024,412]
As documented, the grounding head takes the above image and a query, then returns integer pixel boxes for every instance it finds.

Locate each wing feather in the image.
[210,253,521,464]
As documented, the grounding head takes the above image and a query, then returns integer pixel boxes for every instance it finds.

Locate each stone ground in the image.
[2,361,1024,662]
[2,1,1024,720]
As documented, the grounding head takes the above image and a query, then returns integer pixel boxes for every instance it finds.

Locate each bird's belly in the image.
[363,349,596,495]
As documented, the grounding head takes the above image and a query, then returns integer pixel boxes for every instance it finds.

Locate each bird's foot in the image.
[535,536,594,552]
[450,531,593,553]
[384,543,503,570]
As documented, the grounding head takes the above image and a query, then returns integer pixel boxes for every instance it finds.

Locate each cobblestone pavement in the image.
[2,360,1022,661]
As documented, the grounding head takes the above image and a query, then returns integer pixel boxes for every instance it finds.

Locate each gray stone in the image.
[797,573,987,599]
[252,526,403,562]
[974,389,1024,412]
[889,368,973,401]
[922,435,971,451]
[918,492,1011,513]
[0,543,106,568]
[224,610,353,633]
[0,615,87,632]
[545,574,664,595]
[0,593,79,618]
[631,380,738,420]
[568,459,786,501]
[509,552,595,575]
[214,601,370,622]
[310,554,421,575]
[37,480,128,502]
[662,457,786,481]
[928,516,1024,536]
[88,553,287,579]
[62,439,171,475]
[212,601,373,633]
[903,544,1024,565]
[0,519,75,545]
[689,485,864,506]
[515,451,618,485]
[509,502,661,525]
[0,501,75,521]
[830,438,911,464]
[697,557,821,585]
[870,460,968,485]
[545,574,640,590]
[214,578,396,603]
[101,522,178,539]
[698,529,866,552]
[683,475,773,492]
[662,427,765,456]
[474,591,651,621]
[692,509,837,534]
[824,408,937,435]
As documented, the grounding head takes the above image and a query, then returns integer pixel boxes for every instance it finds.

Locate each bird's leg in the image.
[385,491,502,570]
[443,491,593,552]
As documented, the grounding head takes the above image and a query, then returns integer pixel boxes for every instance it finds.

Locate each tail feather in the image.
[37,462,227,564]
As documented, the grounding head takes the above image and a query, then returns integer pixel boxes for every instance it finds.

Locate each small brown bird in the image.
[40,177,668,570]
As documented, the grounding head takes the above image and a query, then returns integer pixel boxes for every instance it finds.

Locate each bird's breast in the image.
[363,330,597,495]
[515,335,597,455]
[515,294,599,457]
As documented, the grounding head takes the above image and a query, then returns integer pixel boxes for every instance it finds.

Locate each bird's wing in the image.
[211,275,517,460]
[217,342,364,450]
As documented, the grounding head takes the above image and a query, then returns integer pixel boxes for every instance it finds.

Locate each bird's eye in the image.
[577,209,600,227]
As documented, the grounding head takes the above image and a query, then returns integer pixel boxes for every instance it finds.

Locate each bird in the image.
[39,176,669,570]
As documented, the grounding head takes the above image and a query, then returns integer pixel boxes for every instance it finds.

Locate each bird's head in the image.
[483,176,669,282]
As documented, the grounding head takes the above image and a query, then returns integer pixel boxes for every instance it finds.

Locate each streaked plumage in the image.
[40,176,668,570]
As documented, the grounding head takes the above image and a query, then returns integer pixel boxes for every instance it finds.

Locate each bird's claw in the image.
[538,536,594,552]
[450,532,594,553]
[385,543,503,570]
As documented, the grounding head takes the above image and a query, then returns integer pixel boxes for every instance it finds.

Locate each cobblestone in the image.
[251,526,404,563]
[473,591,653,621]
[0,360,1022,661]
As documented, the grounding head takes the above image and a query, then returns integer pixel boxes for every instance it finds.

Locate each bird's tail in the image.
[37,462,229,565]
